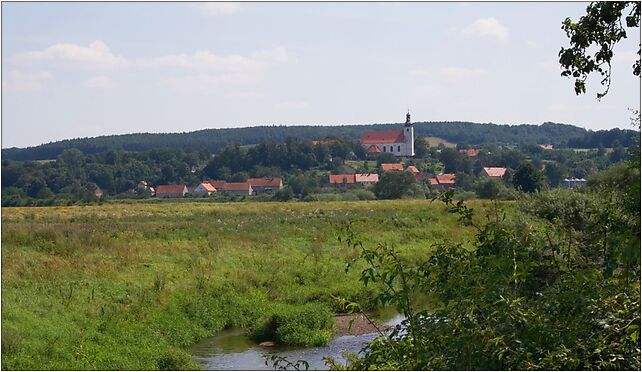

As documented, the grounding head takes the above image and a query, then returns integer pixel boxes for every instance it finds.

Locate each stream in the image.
[191,312,405,370]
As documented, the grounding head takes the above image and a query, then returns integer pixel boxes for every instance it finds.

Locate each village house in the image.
[354,173,379,185]
[406,165,421,180]
[247,177,283,195]
[329,174,356,185]
[361,112,415,157]
[223,182,253,196]
[481,167,507,178]
[205,180,227,191]
[540,144,554,150]
[156,184,188,198]
[380,163,404,172]
[428,173,457,189]
[193,182,217,196]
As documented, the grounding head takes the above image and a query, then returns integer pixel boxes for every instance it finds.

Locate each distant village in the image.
[125,112,585,200]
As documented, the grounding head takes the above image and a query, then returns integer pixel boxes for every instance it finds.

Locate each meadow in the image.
[1,200,484,370]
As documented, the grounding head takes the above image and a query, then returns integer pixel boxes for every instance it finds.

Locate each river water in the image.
[191,313,405,370]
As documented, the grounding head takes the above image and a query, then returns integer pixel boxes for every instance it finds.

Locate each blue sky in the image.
[2,1,640,148]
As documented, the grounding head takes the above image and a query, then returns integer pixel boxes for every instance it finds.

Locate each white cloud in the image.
[462,17,509,41]
[147,47,288,71]
[13,40,127,68]
[277,101,310,110]
[148,47,288,92]
[158,72,258,93]
[2,70,52,92]
[197,2,242,16]
[83,76,114,89]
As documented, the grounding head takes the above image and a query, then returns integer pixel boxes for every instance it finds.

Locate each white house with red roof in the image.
[194,182,217,196]
[361,112,415,157]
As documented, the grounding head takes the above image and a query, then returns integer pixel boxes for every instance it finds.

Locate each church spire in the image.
[405,110,412,127]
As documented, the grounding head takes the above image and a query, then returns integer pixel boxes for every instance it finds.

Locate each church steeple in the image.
[405,110,412,127]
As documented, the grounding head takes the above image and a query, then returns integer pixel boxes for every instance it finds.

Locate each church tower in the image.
[404,110,415,156]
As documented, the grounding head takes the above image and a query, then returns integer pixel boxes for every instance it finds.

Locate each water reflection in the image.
[192,313,404,371]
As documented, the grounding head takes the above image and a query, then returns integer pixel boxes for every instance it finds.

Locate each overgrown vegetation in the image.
[333,158,640,370]
[0,199,479,370]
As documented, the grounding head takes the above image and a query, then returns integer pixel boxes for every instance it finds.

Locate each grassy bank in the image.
[1,200,483,370]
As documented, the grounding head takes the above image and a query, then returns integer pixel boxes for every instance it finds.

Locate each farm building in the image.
[193,182,217,196]
[361,112,415,157]
[223,182,253,196]
[247,177,283,194]
[156,184,188,198]
[481,167,507,178]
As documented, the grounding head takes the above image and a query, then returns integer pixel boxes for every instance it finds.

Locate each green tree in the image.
[438,148,463,173]
[476,177,503,199]
[544,162,569,187]
[414,136,430,158]
[373,171,416,199]
[559,1,640,99]
[512,161,546,193]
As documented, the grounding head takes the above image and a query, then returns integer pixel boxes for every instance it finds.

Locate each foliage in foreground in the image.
[339,161,640,370]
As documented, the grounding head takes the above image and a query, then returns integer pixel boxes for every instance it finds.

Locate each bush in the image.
[347,189,376,200]
[251,303,334,347]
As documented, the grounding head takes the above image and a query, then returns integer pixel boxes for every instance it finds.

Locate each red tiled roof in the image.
[361,130,404,144]
[381,163,404,171]
[199,183,217,192]
[156,184,187,194]
[428,178,439,186]
[366,144,382,153]
[248,178,282,187]
[206,180,227,189]
[436,173,456,185]
[483,167,506,177]
[223,182,251,191]
[459,149,480,156]
[540,144,554,150]
[355,173,379,183]
[329,174,355,184]
[406,165,419,173]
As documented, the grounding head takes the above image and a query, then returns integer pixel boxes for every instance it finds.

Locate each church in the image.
[360,112,415,157]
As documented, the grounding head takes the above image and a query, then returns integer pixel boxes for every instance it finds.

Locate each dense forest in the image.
[2,120,637,161]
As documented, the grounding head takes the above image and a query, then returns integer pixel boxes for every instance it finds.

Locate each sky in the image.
[2,1,640,148]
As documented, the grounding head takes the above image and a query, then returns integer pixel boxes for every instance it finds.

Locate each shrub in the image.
[251,303,334,347]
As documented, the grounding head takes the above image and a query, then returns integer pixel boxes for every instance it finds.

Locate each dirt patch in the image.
[334,314,390,336]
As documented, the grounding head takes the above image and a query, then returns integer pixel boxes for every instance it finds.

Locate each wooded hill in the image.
[2,120,637,161]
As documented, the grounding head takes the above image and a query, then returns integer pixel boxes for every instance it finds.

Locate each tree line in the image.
[2,120,637,161]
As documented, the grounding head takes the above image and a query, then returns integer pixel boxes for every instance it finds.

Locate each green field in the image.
[424,136,457,148]
[1,200,484,370]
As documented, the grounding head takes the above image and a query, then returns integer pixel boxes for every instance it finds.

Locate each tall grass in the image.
[1,200,483,370]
